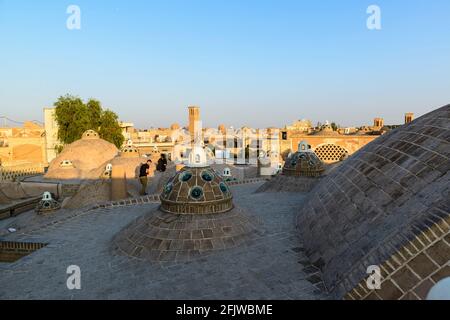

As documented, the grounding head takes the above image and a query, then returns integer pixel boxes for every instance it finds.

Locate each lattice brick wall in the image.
[0,164,44,181]
[314,144,349,163]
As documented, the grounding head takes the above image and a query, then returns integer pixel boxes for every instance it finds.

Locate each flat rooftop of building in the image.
[0,182,328,300]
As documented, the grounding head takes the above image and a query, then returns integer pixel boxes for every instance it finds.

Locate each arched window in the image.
[42,191,52,200]
[223,167,231,176]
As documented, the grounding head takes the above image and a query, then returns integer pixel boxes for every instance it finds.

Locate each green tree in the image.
[54,95,90,144]
[331,122,339,131]
[53,94,124,148]
[98,109,124,148]
[86,99,102,130]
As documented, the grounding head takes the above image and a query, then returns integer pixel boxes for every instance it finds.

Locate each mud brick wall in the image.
[61,184,80,197]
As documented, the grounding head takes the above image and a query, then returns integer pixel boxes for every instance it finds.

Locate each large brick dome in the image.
[112,146,257,262]
[297,104,450,300]
[112,165,257,263]
[45,130,118,180]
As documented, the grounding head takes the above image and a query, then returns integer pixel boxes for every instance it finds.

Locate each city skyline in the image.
[1,0,449,128]
[0,0,449,303]
[0,103,417,130]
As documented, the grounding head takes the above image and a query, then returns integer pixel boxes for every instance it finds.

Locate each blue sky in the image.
[0,0,449,128]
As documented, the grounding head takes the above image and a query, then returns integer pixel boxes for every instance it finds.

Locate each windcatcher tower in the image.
[405,113,414,124]
[188,106,200,144]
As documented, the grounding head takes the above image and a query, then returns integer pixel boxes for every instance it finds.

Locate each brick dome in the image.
[283,141,325,177]
[112,161,258,263]
[86,156,150,180]
[112,207,256,262]
[81,129,100,139]
[312,125,340,136]
[297,104,450,300]
[160,166,233,214]
[120,145,140,158]
[45,130,118,180]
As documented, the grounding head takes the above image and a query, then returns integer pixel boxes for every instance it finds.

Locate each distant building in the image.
[44,107,59,164]
[405,112,414,124]
[373,117,384,129]
[188,105,201,143]
[0,119,47,166]
[119,122,135,142]
[279,117,384,163]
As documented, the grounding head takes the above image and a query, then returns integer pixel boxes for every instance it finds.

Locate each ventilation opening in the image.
[0,241,47,263]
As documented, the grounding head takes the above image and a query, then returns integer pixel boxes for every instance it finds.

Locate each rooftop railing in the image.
[0,162,45,182]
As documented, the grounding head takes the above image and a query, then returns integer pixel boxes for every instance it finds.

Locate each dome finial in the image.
[187,144,207,167]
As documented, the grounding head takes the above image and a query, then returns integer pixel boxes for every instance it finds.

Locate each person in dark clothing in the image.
[139,159,152,195]
[156,154,167,172]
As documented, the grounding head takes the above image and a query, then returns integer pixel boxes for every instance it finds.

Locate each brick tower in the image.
[188,105,200,144]
[405,112,414,124]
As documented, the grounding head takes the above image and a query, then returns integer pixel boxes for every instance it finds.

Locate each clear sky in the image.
[0,0,449,129]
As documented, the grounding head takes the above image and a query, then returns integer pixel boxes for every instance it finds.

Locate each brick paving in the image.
[0,182,327,299]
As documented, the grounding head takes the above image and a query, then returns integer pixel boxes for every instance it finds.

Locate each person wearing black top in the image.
[156,154,167,172]
[139,159,152,195]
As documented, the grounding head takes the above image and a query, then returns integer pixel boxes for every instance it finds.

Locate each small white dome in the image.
[42,191,52,201]
[298,140,312,152]
[187,145,207,167]
[427,277,450,300]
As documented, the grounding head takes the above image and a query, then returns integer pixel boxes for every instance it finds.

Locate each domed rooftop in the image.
[183,145,215,167]
[82,129,100,139]
[297,104,450,300]
[45,130,118,180]
[160,166,233,214]
[283,141,325,177]
[159,144,232,214]
[112,207,257,262]
[86,156,149,180]
[112,143,257,262]
[120,145,140,158]
[312,125,340,136]
[292,119,312,128]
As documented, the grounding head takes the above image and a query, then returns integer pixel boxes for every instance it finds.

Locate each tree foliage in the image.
[98,110,124,148]
[331,122,340,131]
[54,94,124,148]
